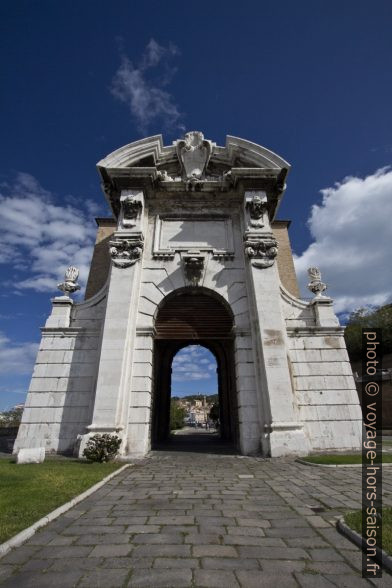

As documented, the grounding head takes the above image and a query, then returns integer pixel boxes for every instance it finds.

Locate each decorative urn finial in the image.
[57,266,81,297]
[307,267,327,298]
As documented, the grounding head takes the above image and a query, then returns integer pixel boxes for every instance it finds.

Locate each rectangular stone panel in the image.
[156,217,234,251]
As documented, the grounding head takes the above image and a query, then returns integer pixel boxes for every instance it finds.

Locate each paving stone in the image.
[223,535,269,546]
[236,570,298,588]
[0,566,16,583]
[89,543,133,557]
[259,559,306,573]
[265,526,318,538]
[128,568,193,587]
[194,569,240,587]
[227,525,265,536]
[25,531,58,545]
[0,570,83,588]
[148,515,194,525]
[78,567,130,587]
[324,574,372,587]
[100,556,153,569]
[294,571,336,587]
[47,535,76,546]
[235,517,270,527]
[62,524,125,535]
[193,544,238,558]
[132,544,191,557]
[112,516,148,525]
[49,557,102,572]
[33,545,92,559]
[306,561,359,575]
[18,558,53,573]
[286,537,331,548]
[126,524,160,534]
[153,557,199,568]
[202,557,260,570]
[307,548,345,561]
[305,515,331,528]
[237,546,308,560]
[1,546,40,564]
[75,533,130,545]
[132,532,183,544]
[184,533,223,544]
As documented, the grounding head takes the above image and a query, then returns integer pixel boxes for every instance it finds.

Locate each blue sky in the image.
[172,346,218,398]
[0,1,391,409]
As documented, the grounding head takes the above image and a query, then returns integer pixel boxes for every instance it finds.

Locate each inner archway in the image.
[151,289,238,452]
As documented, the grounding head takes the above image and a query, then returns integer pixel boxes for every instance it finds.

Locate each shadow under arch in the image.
[152,287,239,454]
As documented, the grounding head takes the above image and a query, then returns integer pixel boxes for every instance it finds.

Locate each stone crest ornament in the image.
[176,131,212,181]
[120,192,143,228]
[109,237,144,268]
[246,192,268,228]
[57,266,81,296]
[183,250,205,285]
[307,267,327,298]
[244,236,278,268]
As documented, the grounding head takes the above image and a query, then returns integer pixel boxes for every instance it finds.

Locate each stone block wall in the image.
[288,332,363,451]
[14,288,107,454]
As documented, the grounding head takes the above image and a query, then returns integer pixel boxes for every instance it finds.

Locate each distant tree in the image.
[209,403,220,425]
[170,400,186,430]
[344,304,392,361]
[0,407,23,428]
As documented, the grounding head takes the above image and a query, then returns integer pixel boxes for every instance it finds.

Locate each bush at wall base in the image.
[83,434,121,462]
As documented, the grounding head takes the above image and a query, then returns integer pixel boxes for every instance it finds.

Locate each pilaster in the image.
[243,190,310,457]
[78,190,145,456]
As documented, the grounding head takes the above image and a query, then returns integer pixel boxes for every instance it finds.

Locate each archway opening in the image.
[171,344,219,437]
[151,289,238,453]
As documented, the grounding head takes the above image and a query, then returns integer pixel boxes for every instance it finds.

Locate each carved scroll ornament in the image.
[244,236,278,268]
[109,237,144,268]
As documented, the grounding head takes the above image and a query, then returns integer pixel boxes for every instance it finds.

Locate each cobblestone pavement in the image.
[1,452,392,587]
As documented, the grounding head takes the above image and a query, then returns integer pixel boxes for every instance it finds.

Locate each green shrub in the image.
[83,434,121,462]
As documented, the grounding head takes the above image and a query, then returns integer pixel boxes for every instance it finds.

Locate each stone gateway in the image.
[14,133,363,458]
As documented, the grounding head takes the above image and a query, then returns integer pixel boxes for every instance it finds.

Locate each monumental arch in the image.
[14,132,363,458]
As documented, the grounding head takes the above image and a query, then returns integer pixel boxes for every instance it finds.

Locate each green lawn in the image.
[345,509,392,556]
[0,459,123,544]
[302,453,392,465]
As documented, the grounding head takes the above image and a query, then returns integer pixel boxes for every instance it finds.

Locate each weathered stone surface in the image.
[16,447,45,464]
[15,133,362,459]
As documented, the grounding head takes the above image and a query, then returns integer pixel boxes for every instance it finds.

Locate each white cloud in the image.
[0,173,97,294]
[0,331,38,375]
[294,167,392,314]
[172,345,217,382]
[111,39,184,133]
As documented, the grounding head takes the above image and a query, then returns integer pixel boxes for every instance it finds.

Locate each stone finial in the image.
[307,267,327,298]
[176,131,213,180]
[57,266,81,296]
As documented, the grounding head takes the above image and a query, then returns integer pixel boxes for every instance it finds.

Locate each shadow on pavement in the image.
[152,428,238,455]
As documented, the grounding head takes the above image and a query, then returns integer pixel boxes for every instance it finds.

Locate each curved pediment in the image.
[97,132,290,172]
[97,132,290,218]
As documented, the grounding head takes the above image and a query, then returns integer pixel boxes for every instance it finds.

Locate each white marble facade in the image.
[14,133,363,458]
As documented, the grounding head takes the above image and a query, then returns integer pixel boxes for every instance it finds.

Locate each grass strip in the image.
[0,458,122,543]
[344,508,392,556]
[302,453,392,465]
